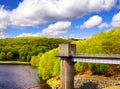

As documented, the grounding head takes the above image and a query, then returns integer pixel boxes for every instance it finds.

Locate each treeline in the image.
[72,28,120,54]
[36,28,120,81]
[0,37,70,61]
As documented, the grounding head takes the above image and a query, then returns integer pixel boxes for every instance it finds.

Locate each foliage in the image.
[0,61,30,65]
[72,28,120,54]
[30,53,43,67]
[38,48,60,80]
[74,62,84,73]
[117,65,120,71]
[30,56,39,67]
[47,76,60,88]
[6,52,13,60]
[0,52,6,61]
[0,37,70,61]
[37,28,120,81]
[89,63,108,75]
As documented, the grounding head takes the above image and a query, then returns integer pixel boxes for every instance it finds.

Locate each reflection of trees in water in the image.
[0,65,44,89]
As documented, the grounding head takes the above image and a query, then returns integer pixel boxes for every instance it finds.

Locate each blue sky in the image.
[0,0,120,39]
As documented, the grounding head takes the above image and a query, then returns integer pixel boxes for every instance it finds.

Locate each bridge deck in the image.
[72,54,120,64]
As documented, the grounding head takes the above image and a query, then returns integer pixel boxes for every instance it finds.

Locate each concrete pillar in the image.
[59,43,76,89]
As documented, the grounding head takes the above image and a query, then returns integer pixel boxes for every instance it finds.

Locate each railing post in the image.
[58,43,76,89]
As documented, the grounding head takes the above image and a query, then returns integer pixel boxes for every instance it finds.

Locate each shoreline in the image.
[0,61,30,65]
[47,74,120,89]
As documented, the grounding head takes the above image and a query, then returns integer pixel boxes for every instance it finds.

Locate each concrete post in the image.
[59,43,76,89]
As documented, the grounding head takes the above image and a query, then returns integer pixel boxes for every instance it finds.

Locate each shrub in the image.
[89,63,108,75]
[74,62,84,74]
[38,48,60,81]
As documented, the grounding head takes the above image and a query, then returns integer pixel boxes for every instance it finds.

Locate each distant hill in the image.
[0,37,70,61]
[72,27,120,54]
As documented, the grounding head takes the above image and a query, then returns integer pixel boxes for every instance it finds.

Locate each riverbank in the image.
[47,74,120,89]
[0,61,30,65]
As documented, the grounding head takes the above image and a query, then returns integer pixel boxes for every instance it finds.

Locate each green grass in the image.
[0,61,30,65]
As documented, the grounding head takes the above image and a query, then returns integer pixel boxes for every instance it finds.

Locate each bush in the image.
[89,63,108,75]
[30,53,42,67]
[74,62,84,74]
[38,48,60,81]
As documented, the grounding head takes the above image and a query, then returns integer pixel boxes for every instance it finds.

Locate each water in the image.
[0,65,51,89]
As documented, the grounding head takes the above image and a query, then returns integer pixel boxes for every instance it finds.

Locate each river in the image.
[0,65,51,89]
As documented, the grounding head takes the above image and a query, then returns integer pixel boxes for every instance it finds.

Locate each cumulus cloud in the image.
[40,21,71,36]
[16,21,71,37]
[0,6,10,31]
[10,0,116,27]
[16,33,34,37]
[80,15,102,29]
[0,0,118,38]
[98,22,109,28]
[111,12,120,27]
[0,6,10,39]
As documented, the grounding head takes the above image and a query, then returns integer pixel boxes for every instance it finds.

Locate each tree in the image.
[0,52,6,61]
[7,52,13,60]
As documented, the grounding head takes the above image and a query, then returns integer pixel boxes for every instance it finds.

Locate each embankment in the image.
[74,78,120,89]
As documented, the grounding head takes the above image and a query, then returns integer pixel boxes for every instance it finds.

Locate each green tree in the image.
[52,59,60,77]
[0,52,6,61]
[7,52,13,60]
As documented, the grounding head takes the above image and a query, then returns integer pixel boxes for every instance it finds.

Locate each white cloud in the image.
[80,15,102,29]
[0,32,6,38]
[98,22,109,28]
[40,21,71,36]
[16,21,71,37]
[16,33,34,37]
[0,0,118,38]
[69,34,75,39]
[10,0,116,27]
[16,33,39,37]
[0,6,10,32]
[111,12,120,27]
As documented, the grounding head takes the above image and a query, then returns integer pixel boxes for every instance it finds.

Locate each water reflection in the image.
[0,65,51,89]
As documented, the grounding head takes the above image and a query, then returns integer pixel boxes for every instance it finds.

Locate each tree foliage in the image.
[74,62,84,74]
[37,28,120,80]
[89,63,108,75]
[0,37,70,61]
[38,48,60,80]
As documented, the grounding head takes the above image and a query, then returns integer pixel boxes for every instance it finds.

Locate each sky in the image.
[0,0,120,39]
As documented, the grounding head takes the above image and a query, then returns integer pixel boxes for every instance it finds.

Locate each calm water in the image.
[0,65,51,89]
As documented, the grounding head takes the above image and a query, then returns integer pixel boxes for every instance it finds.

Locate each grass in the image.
[0,61,30,65]
[47,76,60,88]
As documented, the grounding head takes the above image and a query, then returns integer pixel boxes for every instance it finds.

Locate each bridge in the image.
[58,43,120,89]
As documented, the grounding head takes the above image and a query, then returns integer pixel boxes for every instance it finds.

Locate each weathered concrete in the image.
[59,43,76,89]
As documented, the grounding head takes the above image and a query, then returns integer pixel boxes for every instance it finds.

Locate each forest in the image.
[0,28,120,82]
[35,28,120,81]
[0,37,70,61]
